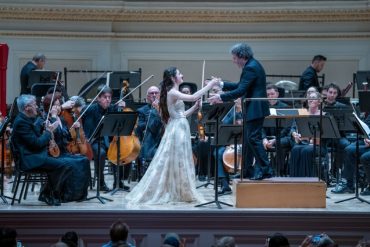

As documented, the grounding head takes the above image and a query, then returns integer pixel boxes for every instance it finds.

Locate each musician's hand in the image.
[46,121,59,132]
[71,121,80,129]
[152,98,159,111]
[207,94,223,104]
[194,99,201,109]
[292,132,301,143]
[50,105,59,118]
[365,138,370,147]
[118,101,126,109]
[61,100,75,110]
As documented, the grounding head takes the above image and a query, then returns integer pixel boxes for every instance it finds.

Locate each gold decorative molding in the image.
[0,5,370,23]
[1,30,370,40]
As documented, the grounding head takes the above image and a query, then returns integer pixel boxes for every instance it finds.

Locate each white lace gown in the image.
[125,100,204,204]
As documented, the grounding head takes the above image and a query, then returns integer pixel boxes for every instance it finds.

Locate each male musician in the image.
[135,86,163,165]
[11,94,73,206]
[263,84,292,175]
[20,53,46,95]
[82,85,125,191]
[298,55,326,91]
[208,43,272,180]
[332,115,370,195]
[324,83,347,107]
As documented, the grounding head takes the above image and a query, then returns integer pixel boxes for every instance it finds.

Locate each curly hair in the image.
[159,67,177,124]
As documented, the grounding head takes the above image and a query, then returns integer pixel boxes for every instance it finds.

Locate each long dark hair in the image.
[159,67,177,124]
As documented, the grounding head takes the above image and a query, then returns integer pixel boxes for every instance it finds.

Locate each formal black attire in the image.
[34,116,90,202]
[11,112,73,201]
[135,104,163,162]
[20,61,37,95]
[220,57,272,179]
[299,66,319,91]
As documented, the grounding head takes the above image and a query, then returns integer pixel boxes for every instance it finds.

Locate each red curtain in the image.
[0,43,9,116]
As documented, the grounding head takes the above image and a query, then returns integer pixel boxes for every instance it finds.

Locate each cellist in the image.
[82,85,126,192]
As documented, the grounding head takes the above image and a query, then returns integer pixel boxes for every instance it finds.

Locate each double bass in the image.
[107,80,141,165]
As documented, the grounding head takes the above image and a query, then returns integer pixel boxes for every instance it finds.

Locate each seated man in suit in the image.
[11,94,73,206]
[135,86,163,176]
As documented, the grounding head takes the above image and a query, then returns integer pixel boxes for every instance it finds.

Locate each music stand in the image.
[105,112,138,196]
[358,91,370,113]
[295,115,340,180]
[195,102,234,209]
[335,113,370,204]
[217,124,243,195]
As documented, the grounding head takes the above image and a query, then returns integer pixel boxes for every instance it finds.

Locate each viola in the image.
[107,81,141,165]
[66,108,94,160]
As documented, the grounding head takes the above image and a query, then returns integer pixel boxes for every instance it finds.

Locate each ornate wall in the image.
[0,0,370,101]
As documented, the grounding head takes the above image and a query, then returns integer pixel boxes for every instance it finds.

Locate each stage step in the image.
[233,177,326,208]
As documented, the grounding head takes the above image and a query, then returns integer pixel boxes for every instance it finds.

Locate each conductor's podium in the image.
[233,177,326,208]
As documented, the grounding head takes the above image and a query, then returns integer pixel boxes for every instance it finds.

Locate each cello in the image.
[107,80,141,165]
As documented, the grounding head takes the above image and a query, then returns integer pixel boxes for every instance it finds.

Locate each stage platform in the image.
[1,176,370,247]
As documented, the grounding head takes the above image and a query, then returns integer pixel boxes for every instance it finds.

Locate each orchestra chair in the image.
[9,140,48,205]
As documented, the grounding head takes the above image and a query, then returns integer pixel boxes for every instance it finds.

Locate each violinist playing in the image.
[135,86,163,175]
[11,94,73,206]
[82,85,126,192]
[35,92,91,203]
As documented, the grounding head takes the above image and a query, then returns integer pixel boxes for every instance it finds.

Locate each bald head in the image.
[146,86,160,104]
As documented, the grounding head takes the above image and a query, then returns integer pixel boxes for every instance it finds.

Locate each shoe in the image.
[218,186,232,195]
[99,182,110,192]
[360,186,370,196]
[331,184,355,194]
[38,193,54,206]
[250,172,263,180]
[53,197,61,206]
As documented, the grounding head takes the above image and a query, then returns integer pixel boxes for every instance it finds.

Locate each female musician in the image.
[36,93,91,202]
[289,90,328,177]
[125,67,218,204]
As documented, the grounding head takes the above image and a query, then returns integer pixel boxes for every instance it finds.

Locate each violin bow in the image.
[45,72,60,124]
[114,75,154,105]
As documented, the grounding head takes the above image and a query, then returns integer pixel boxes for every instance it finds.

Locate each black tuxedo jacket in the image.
[220,57,270,122]
[20,61,37,95]
[299,66,319,91]
[11,112,52,170]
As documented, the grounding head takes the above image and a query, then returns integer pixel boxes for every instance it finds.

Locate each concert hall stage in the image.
[1,177,370,247]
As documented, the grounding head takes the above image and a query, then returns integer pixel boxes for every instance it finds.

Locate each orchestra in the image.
[2,48,370,208]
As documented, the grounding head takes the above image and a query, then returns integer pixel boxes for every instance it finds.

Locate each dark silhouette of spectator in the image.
[162,232,185,247]
[0,227,18,247]
[50,242,69,247]
[61,231,84,247]
[300,233,337,247]
[213,236,236,247]
[102,220,135,247]
[267,233,290,247]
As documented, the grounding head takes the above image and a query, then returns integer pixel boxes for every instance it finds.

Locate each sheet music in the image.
[353,112,370,139]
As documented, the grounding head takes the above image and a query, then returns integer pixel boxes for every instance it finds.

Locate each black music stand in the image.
[295,115,340,180]
[106,112,138,196]
[335,116,370,204]
[195,102,234,209]
[217,124,243,196]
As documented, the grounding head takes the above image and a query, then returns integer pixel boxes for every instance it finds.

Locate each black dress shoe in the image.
[360,186,370,196]
[99,183,110,192]
[53,197,61,206]
[38,193,54,206]
[331,184,354,194]
[250,172,263,180]
[263,172,273,179]
[218,186,232,195]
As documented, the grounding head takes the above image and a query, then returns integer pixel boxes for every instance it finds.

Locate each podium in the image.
[87,111,138,203]
[195,102,234,209]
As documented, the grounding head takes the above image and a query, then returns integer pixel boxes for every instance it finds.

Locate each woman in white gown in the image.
[125,67,217,204]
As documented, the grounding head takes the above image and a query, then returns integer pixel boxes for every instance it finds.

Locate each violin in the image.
[197,60,206,141]
[66,107,94,160]
[107,80,141,165]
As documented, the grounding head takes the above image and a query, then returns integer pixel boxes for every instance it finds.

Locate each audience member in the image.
[61,231,84,247]
[299,233,337,247]
[162,232,184,247]
[267,233,290,247]
[213,236,236,247]
[102,220,135,247]
[0,227,18,247]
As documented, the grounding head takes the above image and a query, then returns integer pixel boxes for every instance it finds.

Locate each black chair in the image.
[9,140,49,205]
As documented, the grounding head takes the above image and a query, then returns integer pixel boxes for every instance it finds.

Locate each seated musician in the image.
[263,84,292,175]
[135,86,163,174]
[215,98,243,194]
[11,94,73,206]
[289,91,328,177]
[82,85,125,191]
[35,93,91,202]
[332,114,370,195]
[323,83,351,185]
